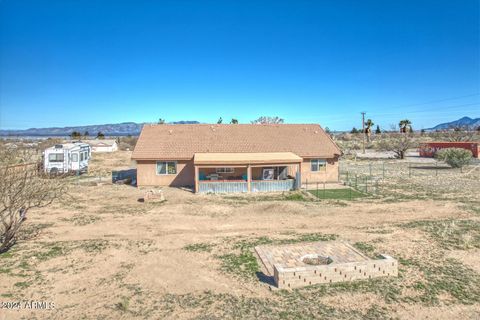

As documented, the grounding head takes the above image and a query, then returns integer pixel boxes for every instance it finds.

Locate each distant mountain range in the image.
[1,117,478,136]
[427,116,480,131]
[0,121,199,137]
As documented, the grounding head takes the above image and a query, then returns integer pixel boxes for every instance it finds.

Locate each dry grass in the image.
[0,150,479,319]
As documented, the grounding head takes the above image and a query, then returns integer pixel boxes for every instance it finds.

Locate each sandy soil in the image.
[1,151,479,319]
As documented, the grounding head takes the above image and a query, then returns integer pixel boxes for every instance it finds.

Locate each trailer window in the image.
[48,153,64,162]
[71,153,78,162]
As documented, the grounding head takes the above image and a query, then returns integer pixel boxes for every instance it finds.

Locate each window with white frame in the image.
[156,161,177,175]
[48,153,64,162]
[216,167,234,173]
[311,159,326,171]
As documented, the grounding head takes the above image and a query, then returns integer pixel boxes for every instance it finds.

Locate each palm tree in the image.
[399,119,412,133]
[364,119,374,142]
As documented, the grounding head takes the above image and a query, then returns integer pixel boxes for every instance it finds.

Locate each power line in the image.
[368,93,480,110]
[320,102,480,123]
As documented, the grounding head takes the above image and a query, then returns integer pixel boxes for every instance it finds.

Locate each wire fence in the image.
[337,159,480,198]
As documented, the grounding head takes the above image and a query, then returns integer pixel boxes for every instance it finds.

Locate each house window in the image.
[71,153,78,162]
[156,161,177,175]
[216,167,234,173]
[311,159,326,171]
[48,153,64,162]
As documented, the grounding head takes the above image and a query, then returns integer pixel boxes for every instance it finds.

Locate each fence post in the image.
[369,162,372,176]
[349,186,352,200]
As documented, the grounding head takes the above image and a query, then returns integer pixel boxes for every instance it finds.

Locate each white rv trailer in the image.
[43,142,91,174]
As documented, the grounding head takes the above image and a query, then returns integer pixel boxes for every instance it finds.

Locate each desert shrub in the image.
[118,136,138,151]
[118,142,132,151]
[435,148,472,168]
[376,133,415,159]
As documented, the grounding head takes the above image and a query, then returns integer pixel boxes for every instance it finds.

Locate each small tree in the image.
[230,118,238,124]
[158,118,165,124]
[70,131,81,139]
[435,148,472,168]
[375,125,381,134]
[376,133,414,159]
[217,117,223,124]
[0,148,67,253]
[251,116,284,124]
[83,131,89,138]
[350,127,359,134]
[97,132,105,139]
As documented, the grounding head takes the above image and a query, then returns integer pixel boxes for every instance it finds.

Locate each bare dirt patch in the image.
[1,151,479,319]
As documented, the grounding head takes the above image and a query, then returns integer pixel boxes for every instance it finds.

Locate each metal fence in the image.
[337,159,480,197]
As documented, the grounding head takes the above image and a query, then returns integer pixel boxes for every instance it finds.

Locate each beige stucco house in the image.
[132,124,341,193]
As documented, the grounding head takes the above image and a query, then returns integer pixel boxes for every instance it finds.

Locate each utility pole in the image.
[361,112,366,154]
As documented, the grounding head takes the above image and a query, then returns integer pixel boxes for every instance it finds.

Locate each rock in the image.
[143,189,165,203]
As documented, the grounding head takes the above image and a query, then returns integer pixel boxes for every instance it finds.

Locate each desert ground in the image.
[1,151,479,319]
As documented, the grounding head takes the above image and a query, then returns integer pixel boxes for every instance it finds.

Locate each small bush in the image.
[435,148,472,168]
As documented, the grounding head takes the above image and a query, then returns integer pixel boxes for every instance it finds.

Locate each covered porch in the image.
[193,152,302,194]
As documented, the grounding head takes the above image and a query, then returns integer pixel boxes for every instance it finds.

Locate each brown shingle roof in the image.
[132,124,341,160]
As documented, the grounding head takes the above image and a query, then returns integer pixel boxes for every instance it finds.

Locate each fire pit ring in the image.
[300,254,333,266]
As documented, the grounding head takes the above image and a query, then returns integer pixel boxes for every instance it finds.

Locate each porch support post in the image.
[297,161,302,190]
[247,165,252,192]
[194,165,199,193]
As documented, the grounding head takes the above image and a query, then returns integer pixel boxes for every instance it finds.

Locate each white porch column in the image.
[247,165,252,192]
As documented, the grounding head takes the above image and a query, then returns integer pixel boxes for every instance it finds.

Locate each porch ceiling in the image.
[194,152,302,165]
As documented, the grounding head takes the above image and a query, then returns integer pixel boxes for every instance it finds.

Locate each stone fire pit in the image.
[255,241,398,289]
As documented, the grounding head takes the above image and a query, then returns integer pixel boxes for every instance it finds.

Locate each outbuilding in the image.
[419,142,479,158]
[83,139,118,152]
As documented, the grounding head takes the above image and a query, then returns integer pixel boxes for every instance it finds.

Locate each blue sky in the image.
[0,0,479,131]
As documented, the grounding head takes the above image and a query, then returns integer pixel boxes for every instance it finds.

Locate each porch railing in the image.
[198,181,248,193]
[198,179,295,194]
[251,179,295,192]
